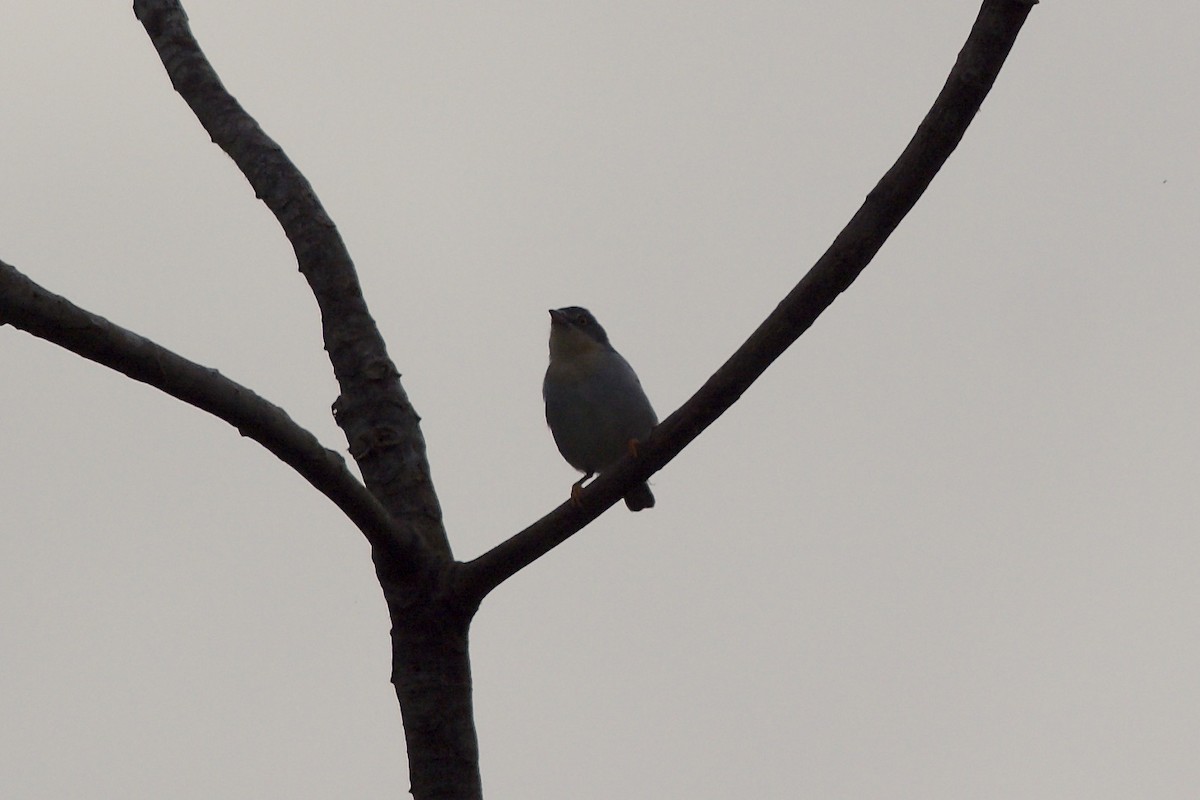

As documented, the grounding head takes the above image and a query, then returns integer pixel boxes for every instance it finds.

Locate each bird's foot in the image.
[570,473,594,507]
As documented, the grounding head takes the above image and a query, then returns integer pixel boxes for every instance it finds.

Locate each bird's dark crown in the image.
[550,306,610,346]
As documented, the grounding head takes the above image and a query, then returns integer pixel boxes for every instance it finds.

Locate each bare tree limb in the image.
[132,0,452,560]
[130,5,483,789]
[459,0,1039,605]
[0,257,421,562]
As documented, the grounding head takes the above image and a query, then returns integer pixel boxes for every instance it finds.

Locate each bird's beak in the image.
[549,308,568,326]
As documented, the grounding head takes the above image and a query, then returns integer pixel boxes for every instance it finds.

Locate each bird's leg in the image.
[570,472,594,507]
[626,438,641,458]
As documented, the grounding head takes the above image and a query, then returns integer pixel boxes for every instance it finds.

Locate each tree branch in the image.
[0,257,421,563]
[132,0,452,560]
[459,0,1039,605]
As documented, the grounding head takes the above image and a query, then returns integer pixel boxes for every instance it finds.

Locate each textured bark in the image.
[131,2,473,796]
[133,0,451,564]
[381,563,482,800]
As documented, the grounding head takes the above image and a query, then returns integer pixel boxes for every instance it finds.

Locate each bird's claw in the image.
[570,473,593,507]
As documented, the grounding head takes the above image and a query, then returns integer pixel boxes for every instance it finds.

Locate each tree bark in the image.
[381,562,482,800]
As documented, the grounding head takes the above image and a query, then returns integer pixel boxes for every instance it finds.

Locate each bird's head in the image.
[548,306,612,360]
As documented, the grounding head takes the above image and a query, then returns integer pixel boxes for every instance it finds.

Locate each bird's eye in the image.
[576,315,588,325]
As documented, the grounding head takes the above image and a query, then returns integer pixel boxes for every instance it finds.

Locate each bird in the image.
[543,306,658,511]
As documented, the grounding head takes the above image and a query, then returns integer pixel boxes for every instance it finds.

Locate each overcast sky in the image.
[3,3,1199,798]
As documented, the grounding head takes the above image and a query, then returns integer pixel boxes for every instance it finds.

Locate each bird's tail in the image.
[624,482,655,512]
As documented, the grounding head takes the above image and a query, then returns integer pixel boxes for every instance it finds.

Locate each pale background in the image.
[2,3,1198,798]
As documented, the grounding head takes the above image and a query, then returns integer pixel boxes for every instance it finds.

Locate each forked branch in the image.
[133,0,452,559]
[0,257,416,561]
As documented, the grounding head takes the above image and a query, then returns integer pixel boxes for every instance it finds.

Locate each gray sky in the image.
[3,3,1199,798]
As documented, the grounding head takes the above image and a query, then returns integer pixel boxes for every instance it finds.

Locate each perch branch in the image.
[460,0,1038,605]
